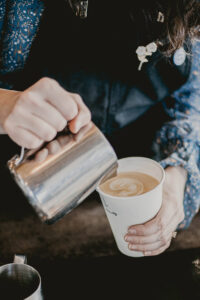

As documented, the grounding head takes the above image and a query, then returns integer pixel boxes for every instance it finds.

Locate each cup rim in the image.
[0,262,41,295]
[96,156,165,200]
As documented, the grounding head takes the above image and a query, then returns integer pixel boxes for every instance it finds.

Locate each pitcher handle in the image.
[13,254,27,264]
[15,147,25,166]
[14,123,71,167]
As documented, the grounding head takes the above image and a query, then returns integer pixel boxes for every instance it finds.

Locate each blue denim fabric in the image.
[156,41,200,229]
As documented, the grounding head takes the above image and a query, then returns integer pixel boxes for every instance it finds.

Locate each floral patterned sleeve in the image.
[156,40,200,229]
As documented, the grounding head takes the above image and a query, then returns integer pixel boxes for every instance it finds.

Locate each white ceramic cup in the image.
[96,157,165,257]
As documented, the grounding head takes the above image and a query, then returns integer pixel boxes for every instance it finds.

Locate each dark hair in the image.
[129,0,200,56]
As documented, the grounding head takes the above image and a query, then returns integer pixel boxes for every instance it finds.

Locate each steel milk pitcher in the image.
[7,123,118,224]
[0,255,42,299]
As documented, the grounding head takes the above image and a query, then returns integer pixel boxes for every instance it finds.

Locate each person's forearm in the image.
[0,88,19,134]
[165,165,187,200]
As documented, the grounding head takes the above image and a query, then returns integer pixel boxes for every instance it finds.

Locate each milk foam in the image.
[99,172,159,197]
[109,177,144,196]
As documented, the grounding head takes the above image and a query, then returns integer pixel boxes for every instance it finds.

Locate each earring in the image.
[157,11,165,23]
[68,0,89,19]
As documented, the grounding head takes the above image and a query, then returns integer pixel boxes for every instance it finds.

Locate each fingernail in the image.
[74,121,81,133]
[144,251,151,256]
[128,244,135,250]
[128,229,136,234]
[124,236,130,242]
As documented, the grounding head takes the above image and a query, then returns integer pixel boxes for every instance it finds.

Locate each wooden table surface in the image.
[16,248,200,300]
[0,190,200,299]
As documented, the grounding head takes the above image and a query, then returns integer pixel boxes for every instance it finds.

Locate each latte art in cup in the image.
[100,172,159,197]
[109,177,144,196]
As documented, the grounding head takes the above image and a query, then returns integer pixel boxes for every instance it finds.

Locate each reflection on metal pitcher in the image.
[8,122,118,224]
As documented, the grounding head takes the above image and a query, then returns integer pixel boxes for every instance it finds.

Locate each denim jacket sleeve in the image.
[156,40,200,229]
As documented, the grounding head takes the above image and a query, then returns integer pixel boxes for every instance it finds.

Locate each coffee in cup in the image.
[99,172,159,197]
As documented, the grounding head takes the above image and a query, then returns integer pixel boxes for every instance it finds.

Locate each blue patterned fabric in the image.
[0,0,44,74]
[0,1,200,229]
[157,41,200,229]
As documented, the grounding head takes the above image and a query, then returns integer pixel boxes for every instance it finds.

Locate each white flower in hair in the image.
[136,42,158,71]
[146,42,157,54]
[136,46,147,56]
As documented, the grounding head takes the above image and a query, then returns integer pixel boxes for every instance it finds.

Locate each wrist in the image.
[166,165,187,183]
[0,89,19,133]
[165,166,187,200]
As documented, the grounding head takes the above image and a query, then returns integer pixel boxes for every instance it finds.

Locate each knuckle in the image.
[85,109,91,122]
[138,225,145,235]
[72,94,91,120]
[160,233,168,245]
[57,119,67,132]
[19,91,33,104]
[40,77,53,85]
[138,237,146,245]
[133,226,141,236]
[68,103,78,120]
[28,139,41,149]
[47,140,60,152]
[44,129,57,142]
[138,238,146,245]
[12,103,24,116]
[40,77,58,89]
[74,93,83,103]
[16,92,36,112]
[132,236,139,244]
[25,94,40,109]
